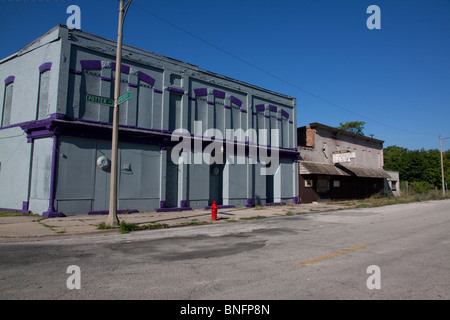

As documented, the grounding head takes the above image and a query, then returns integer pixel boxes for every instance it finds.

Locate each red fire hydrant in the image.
[211,200,218,221]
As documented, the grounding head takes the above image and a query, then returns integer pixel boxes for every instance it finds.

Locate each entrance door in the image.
[209,163,224,206]
[266,173,274,203]
[316,177,331,201]
[165,161,179,208]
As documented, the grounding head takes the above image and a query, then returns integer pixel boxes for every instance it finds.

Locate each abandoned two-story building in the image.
[297,123,398,203]
[0,25,299,216]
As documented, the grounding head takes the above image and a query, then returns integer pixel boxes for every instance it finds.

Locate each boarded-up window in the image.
[2,83,13,127]
[37,70,50,120]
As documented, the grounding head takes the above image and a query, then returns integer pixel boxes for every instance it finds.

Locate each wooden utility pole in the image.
[439,136,449,197]
[106,0,132,227]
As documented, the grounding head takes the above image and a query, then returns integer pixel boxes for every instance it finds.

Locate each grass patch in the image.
[98,221,171,233]
[188,220,209,226]
[97,222,113,230]
[0,210,25,217]
[330,190,450,209]
[285,211,295,216]
[0,210,40,217]
[119,221,139,234]
[118,221,170,234]
[239,215,266,220]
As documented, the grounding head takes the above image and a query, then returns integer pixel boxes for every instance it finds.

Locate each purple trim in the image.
[155,207,192,212]
[42,136,64,218]
[4,76,15,85]
[207,101,214,105]
[39,62,52,73]
[19,113,301,161]
[230,96,242,107]
[88,209,138,215]
[264,202,286,206]
[281,109,289,119]
[245,198,254,208]
[137,71,155,86]
[180,200,187,208]
[27,129,53,141]
[156,200,192,212]
[168,87,184,95]
[101,76,112,82]
[276,118,282,121]
[188,97,196,101]
[255,104,265,112]
[269,105,278,112]
[213,89,226,99]
[128,82,138,88]
[154,89,163,94]
[80,60,102,70]
[194,88,208,96]
[111,62,130,74]
[49,113,67,120]
[224,105,231,109]
[240,109,247,113]
[70,69,82,75]
[289,120,293,124]
[264,115,270,118]
[293,196,299,204]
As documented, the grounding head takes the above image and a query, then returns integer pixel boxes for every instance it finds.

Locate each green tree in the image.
[383,145,408,174]
[384,145,450,191]
[338,121,366,135]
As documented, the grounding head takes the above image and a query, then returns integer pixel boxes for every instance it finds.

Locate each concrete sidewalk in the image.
[0,202,347,242]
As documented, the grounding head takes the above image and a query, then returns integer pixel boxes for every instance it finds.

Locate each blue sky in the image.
[1,0,449,151]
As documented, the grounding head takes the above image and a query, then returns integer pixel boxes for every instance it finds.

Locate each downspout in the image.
[42,133,64,217]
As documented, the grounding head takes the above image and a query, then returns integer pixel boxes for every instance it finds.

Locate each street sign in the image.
[118,91,131,105]
[86,94,114,106]
[86,91,131,107]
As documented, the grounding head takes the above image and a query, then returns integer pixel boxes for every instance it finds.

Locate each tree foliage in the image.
[338,121,366,136]
[384,145,450,190]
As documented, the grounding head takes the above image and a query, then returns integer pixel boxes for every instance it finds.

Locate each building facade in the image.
[0,25,298,216]
[297,123,391,203]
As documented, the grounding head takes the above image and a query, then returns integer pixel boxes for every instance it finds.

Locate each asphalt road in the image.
[0,200,449,301]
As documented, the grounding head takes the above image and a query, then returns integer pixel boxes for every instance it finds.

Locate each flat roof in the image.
[299,122,384,144]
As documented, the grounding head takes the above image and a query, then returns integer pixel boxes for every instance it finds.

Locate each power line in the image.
[131,1,437,138]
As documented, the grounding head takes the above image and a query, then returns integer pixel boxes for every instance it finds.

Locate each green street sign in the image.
[86,94,114,106]
[118,91,132,105]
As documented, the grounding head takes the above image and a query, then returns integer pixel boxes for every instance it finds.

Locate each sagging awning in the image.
[299,161,391,179]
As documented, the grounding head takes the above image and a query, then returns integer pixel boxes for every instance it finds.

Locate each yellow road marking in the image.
[296,245,367,267]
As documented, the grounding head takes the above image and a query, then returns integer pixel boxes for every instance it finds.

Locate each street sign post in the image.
[86,94,114,106]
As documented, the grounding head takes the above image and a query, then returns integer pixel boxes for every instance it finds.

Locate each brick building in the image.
[297,123,392,203]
